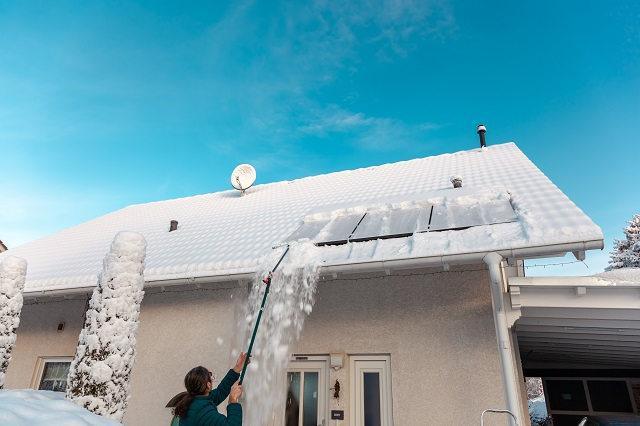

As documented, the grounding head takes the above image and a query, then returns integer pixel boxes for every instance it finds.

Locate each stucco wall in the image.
[126,282,247,426]
[4,298,87,388]
[5,265,507,426]
[295,266,506,426]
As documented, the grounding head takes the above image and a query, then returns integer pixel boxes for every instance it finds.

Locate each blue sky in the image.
[1,0,638,276]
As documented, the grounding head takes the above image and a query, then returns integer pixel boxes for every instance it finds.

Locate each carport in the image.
[508,276,640,426]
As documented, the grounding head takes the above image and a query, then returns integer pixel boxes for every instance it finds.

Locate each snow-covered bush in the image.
[608,214,640,269]
[66,231,146,422]
[525,377,543,399]
[0,256,27,389]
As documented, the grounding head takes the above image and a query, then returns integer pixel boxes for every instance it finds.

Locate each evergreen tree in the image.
[0,256,27,388]
[608,214,640,270]
[66,231,146,421]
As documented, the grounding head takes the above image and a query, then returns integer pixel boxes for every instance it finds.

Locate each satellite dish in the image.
[231,164,256,194]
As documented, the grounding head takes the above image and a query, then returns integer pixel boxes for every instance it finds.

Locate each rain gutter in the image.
[321,239,602,274]
[23,239,602,299]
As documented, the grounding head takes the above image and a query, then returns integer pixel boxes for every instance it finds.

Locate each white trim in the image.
[30,356,73,391]
[350,355,393,426]
[284,355,330,426]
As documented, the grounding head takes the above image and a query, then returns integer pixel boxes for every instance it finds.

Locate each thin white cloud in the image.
[197,0,457,157]
[298,105,447,150]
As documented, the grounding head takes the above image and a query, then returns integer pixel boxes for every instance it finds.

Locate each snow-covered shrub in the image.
[0,256,27,388]
[608,214,640,269]
[66,231,146,422]
[525,377,543,399]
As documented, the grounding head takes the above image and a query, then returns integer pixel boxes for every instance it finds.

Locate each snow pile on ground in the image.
[67,231,146,422]
[0,389,121,425]
[0,255,27,387]
[528,395,549,426]
[594,267,640,285]
[237,242,321,426]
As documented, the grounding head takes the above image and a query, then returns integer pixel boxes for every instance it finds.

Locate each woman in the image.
[172,353,248,426]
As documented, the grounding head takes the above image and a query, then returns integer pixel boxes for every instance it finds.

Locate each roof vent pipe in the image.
[477,124,487,148]
[169,220,178,232]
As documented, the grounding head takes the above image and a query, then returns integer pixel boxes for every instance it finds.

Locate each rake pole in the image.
[239,245,290,384]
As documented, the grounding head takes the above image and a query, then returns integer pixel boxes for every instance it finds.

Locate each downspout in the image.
[483,252,523,426]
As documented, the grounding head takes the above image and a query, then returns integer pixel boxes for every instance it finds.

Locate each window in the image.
[350,355,393,426]
[543,377,638,421]
[284,356,329,426]
[31,357,73,392]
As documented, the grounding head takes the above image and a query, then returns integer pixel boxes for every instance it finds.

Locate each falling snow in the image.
[236,241,321,426]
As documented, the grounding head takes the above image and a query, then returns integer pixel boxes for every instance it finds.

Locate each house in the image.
[3,140,636,426]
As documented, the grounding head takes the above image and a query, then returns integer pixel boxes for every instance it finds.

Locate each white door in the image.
[350,355,393,426]
[284,358,328,426]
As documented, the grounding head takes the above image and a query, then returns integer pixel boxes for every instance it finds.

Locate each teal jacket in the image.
[178,369,242,426]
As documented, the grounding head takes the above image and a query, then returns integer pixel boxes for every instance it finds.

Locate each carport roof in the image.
[511,270,640,370]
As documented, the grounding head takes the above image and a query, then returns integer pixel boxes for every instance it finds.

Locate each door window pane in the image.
[39,362,71,392]
[303,372,318,426]
[286,372,301,426]
[363,372,381,426]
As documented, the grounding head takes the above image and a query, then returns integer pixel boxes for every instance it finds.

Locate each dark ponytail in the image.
[173,366,211,418]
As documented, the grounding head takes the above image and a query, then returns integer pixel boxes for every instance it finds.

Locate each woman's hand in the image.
[233,352,249,373]
[229,379,243,404]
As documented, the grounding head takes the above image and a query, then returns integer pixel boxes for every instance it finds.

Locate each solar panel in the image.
[285,219,331,243]
[429,199,517,231]
[284,197,518,246]
[351,208,425,241]
[314,213,366,245]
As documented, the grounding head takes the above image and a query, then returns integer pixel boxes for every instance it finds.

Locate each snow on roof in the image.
[1,143,603,293]
[594,268,640,285]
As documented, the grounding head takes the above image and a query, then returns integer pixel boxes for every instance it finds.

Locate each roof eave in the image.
[23,238,604,299]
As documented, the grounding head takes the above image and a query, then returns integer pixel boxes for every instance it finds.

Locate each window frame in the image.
[283,355,330,426]
[350,354,394,426]
[30,356,74,392]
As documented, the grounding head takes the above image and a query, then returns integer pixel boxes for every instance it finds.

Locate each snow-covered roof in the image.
[1,143,603,294]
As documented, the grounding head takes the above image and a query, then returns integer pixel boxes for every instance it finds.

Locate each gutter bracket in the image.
[510,286,521,308]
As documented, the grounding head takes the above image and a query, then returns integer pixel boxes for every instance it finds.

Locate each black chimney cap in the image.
[477,124,487,147]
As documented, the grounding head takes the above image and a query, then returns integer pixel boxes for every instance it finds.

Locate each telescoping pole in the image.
[239,245,290,385]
